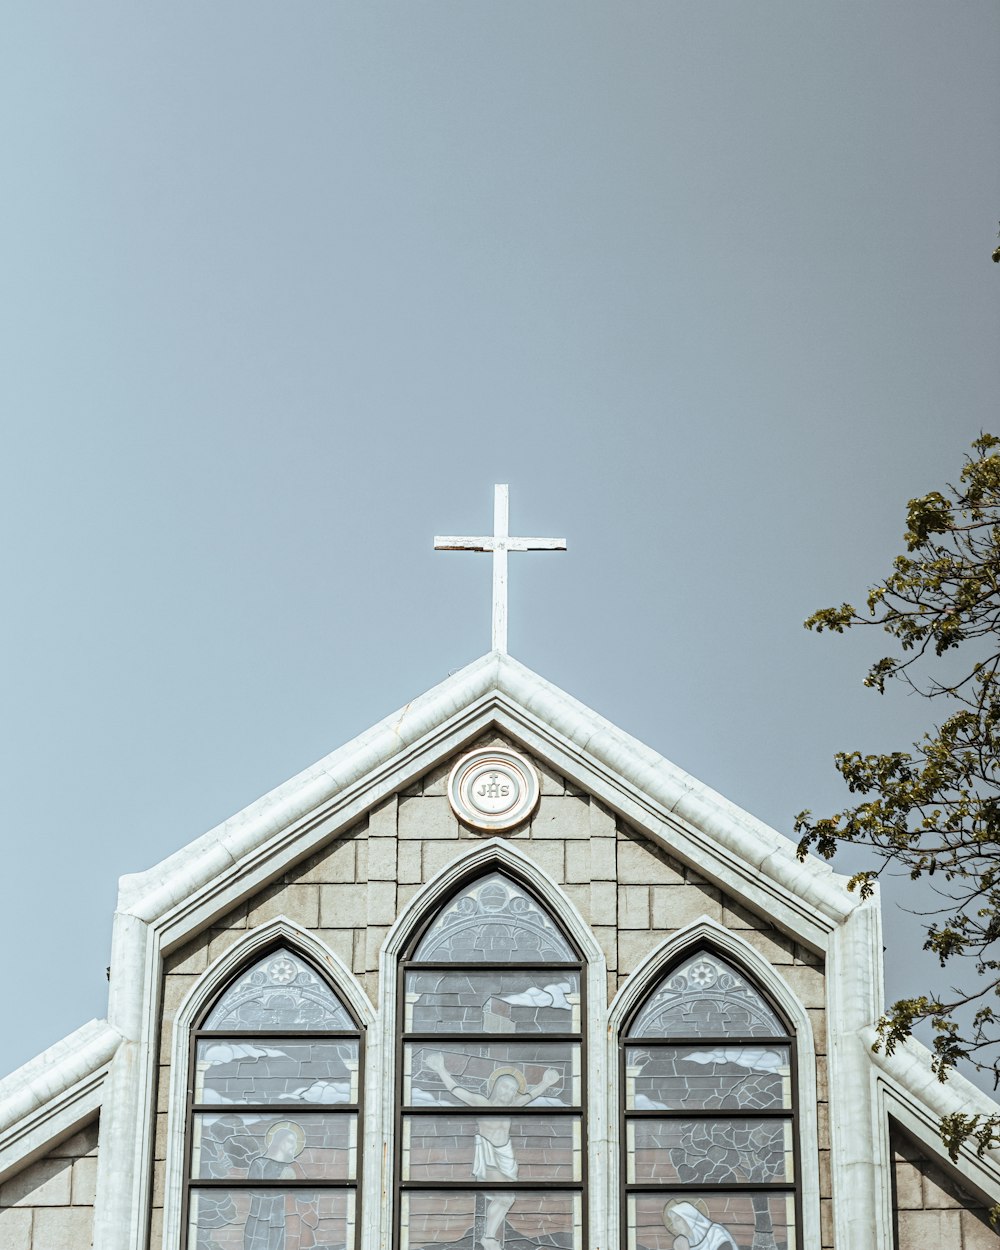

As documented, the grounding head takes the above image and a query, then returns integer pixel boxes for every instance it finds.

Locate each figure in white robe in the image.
[424,1054,561,1250]
[663,1200,739,1250]
[243,1124,304,1250]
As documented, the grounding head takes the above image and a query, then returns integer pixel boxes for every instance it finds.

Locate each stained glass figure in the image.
[622,950,798,1250]
[402,1116,581,1183]
[192,1112,357,1180]
[404,1041,580,1108]
[400,872,584,1250]
[187,947,362,1250]
[401,1191,584,1250]
[188,1189,356,1250]
[626,1193,795,1250]
[413,873,575,963]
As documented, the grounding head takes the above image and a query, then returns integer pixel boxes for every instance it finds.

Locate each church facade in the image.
[1,652,998,1249]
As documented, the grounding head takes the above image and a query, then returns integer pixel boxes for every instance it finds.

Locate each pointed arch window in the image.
[621,949,800,1250]
[397,870,587,1250]
[183,946,364,1250]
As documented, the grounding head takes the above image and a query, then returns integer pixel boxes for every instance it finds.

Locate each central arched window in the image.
[396,870,586,1250]
[183,945,363,1250]
[620,948,799,1250]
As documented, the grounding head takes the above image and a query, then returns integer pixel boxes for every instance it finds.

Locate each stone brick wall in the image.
[0,1119,99,1249]
[152,735,831,1245]
[892,1125,998,1248]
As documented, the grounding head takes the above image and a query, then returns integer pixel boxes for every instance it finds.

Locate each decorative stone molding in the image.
[609,916,823,1250]
[0,1018,119,1185]
[87,654,868,1250]
[376,840,609,1250]
[868,1028,1000,1207]
[159,917,374,1250]
[446,746,540,831]
[18,650,991,1250]
[116,653,859,942]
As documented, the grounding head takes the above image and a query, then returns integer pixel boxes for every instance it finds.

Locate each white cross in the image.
[435,485,567,654]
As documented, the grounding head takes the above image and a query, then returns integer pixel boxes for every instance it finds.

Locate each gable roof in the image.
[4,649,999,1228]
[117,650,857,952]
[0,1017,118,1184]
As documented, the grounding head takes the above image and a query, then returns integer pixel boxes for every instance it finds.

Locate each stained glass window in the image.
[413,873,576,963]
[185,947,362,1250]
[399,871,585,1250]
[622,950,799,1250]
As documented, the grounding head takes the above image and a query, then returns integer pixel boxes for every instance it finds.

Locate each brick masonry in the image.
[892,1126,999,1248]
[0,1119,99,1249]
[146,734,835,1246]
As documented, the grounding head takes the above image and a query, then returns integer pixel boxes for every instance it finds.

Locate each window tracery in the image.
[184,947,363,1250]
[397,871,586,1250]
[622,950,799,1250]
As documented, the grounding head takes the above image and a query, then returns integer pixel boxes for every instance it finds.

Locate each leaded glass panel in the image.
[405,969,582,1033]
[204,950,354,1031]
[624,1045,792,1112]
[626,1193,795,1250]
[186,948,362,1250]
[188,1188,356,1250]
[194,1039,360,1105]
[627,953,785,1039]
[191,1112,357,1180]
[400,871,585,1249]
[621,951,798,1250]
[402,1115,582,1182]
[403,1040,581,1108]
[626,1118,794,1185]
[413,873,576,963]
[400,1191,584,1250]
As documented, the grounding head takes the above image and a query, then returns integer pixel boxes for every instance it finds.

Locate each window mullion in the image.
[396,871,588,1250]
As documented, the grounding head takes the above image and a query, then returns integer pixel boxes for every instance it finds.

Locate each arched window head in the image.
[184,944,363,1250]
[204,950,355,1031]
[622,948,799,1250]
[398,869,587,1250]
[626,951,785,1040]
[413,871,575,963]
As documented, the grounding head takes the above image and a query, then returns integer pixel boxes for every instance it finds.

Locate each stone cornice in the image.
[116,651,857,931]
[0,1017,120,1183]
[865,1026,1000,1202]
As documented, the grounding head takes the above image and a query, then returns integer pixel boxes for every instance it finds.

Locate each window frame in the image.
[180,940,366,1250]
[618,941,804,1250]
[394,866,590,1250]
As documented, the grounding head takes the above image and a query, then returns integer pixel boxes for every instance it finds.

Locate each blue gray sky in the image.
[2,3,998,1083]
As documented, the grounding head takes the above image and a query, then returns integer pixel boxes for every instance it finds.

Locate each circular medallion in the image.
[447,748,540,832]
[266,957,297,985]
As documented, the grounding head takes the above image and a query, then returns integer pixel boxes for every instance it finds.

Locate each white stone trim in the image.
[0,1017,119,1184]
[159,917,374,1250]
[88,653,864,1250]
[93,909,158,1250]
[376,840,609,1250]
[118,653,859,941]
[825,896,892,1249]
[27,649,998,1248]
[609,918,822,1250]
[484,701,836,952]
[867,1029,1000,1206]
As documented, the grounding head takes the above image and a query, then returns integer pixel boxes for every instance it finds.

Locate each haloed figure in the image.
[244,1122,305,1250]
[424,1053,561,1250]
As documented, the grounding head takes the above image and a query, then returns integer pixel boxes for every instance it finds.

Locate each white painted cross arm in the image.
[433,536,567,552]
